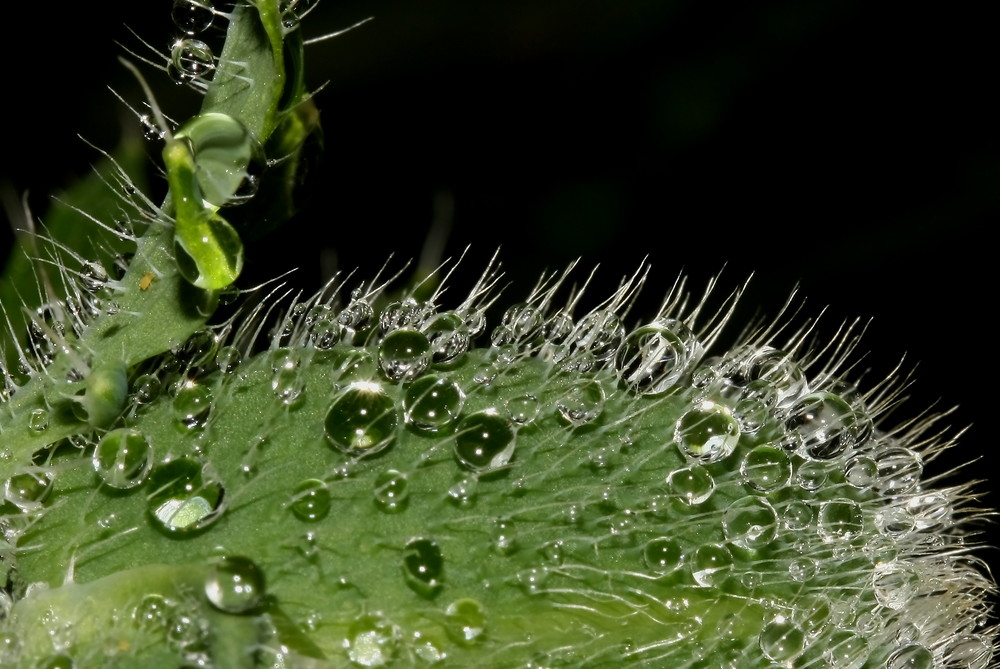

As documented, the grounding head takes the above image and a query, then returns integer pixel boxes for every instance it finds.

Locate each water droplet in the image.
[93,428,154,489]
[905,492,952,531]
[169,38,216,84]
[339,297,374,336]
[759,619,805,664]
[379,298,424,334]
[4,470,53,511]
[844,455,877,488]
[272,367,305,405]
[132,594,174,631]
[674,401,740,463]
[445,598,486,646]
[454,411,515,473]
[722,498,778,550]
[373,470,409,513]
[691,543,733,587]
[28,408,48,433]
[133,373,162,403]
[795,460,827,491]
[505,394,539,425]
[817,499,864,543]
[824,630,869,669]
[517,567,550,594]
[289,479,331,522]
[872,561,921,610]
[667,465,715,505]
[324,381,398,456]
[146,459,224,534]
[36,654,74,669]
[744,347,808,408]
[872,446,923,495]
[175,329,219,368]
[555,379,606,426]
[204,555,265,614]
[346,614,399,667]
[172,0,215,34]
[497,303,543,344]
[941,634,992,669]
[215,346,242,374]
[615,318,697,395]
[568,310,625,363]
[379,329,432,383]
[739,444,790,493]
[782,501,813,530]
[788,557,817,581]
[402,538,443,598]
[172,380,214,431]
[785,392,860,460]
[875,507,915,539]
[81,260,109,293]
[886,643,934,669]
[643,537,682,573]
[492,518,517,555]
[446,476,477,507]
[403,375,464,431]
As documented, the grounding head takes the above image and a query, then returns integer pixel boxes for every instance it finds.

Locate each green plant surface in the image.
[0,2,996,668]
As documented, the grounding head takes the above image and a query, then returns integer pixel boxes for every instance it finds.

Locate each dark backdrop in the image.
[2,2,997,533]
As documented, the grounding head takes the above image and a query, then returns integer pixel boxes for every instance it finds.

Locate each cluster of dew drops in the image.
[3,256,998,666]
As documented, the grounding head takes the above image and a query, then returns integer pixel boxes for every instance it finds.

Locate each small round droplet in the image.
[824,630,869,669]
[643,537,682,573]
[788,557,817,581]
[941,635,992,669]
[172,0,215,34]
[378,329,432,383]
[290,479,331,522]
[674,401,740,463]
[872,561,921,610]
[492,518,517,555]
[454,411,515,473]
[570,310,625,363]
[844,455,878,487]
[93,428,154,490]
[446,476,477,507]
[4,470,54,511]
[215,346,242,374]
[28,408,48,433]
[402,538,443,599]
[505,394,539,425]
[744,347,808,408]
[691,543,733,587]
[795,460,827,491]
[555,379,606,426]
[782,501,813,530]
[373,470,409,513]
[172,381,214,431]
[325,382,398,456]
[497,303,543,344]
[403,375,464,431]
[759,619,805,664]
[740,444,790,493]
[272,367,305,405]
[445,599,486,646]
[615,319,696,395]
[204,556,265,614]
[886,643,934,669]
[785,391,859,460]
[170,38,216,84]
[667,465,715,505]
[872,446,923,495]
[722,498,778,550]
[817,499,864,543]
[133,374,162,403]
[146,459,224,534]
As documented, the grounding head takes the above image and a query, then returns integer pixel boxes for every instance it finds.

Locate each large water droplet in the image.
[744,347,808,408]
[422,311,470,364]
[643,537,682,573]
[4,470,54,511]
[204,556,265,614]
[872,445,923,495]
[691,543,733,587]
[133,373,162,403]
[505,394,540,425]
[785,391,859,460]
[872,561,921,610]
[674,401,740,463]
[93,428,154,489]
[215,346,242,374]
[169,38,216,84]
[378,329,432,383]
[555,379,606,426]
[146,459,224,534]
[497,303,543,344]
[615,318,697,395]
[172,380,214,431]
[569,309,625,364]
[817,499,864,543]
[886,643,934,669]
[346,614,399,667]
[445,598,486,646]
[172,0,215,34]
[739,444,790,493]
[403,375,464,431]
[402,538,444,599]
[667,465,715,505]
[453,411,515,473]
[824,630,869,669]
[759,619,805,664]
[373,470,409,513]
[941,635,992,669]
[722,498,778,550]
[289,479,331,522]
[325,382,398,456]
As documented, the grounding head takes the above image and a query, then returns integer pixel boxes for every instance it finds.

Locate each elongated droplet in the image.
[402,538,443,599]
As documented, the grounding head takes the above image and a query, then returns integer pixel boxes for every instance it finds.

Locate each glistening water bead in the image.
[289,479,331,522]
[453,411,516,473]
[324,382,398,456]
[402,375,464,432]
[92,428,154,490]
[145,458,224,534]
[204,556,266,614]
[402,538,444,599]
[674,401,740,463]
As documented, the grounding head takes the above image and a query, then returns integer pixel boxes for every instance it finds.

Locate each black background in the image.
[2,2,997,540]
